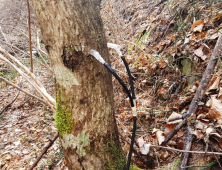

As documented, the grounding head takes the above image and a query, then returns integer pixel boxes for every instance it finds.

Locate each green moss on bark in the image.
[55,90,75,134]
[103,140,126,170]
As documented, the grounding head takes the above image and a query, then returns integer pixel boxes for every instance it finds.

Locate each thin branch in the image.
[0,53,52,105]
[0,40,52,72]
[11,97,31,110]
[0,25,18,58]
[26,0,33,72]
[36,30,48,56]
[0,76,55,112]
[0,47,55,105]
[28,133,59,170]
[150,144,222,155]
[0,90,19,115]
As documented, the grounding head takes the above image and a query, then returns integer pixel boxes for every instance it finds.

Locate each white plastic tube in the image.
[89,49,105,64]
[107,43,123,56]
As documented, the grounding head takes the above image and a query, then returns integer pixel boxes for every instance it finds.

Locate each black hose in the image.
[121,56,135,99]
[103,59,136,170]
[121,56,136,170]
[126,116,137,170]
[104,62,134,107]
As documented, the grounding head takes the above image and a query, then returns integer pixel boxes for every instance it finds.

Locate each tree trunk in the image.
[31,0,125,169]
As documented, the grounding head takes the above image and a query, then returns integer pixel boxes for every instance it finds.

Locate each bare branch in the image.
[0,76,55,112]
[0,47,55,105]
[28,133,59,170]
[0,90,19,115]
[26,0,33,72]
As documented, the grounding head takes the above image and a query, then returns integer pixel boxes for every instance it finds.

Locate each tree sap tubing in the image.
[121,56,135,100]
[126,116,137,170]
[104,62,134,107]
[120,57,137,169]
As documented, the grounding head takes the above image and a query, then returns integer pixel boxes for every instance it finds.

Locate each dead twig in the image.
[0,76,55,112]
[179,35,222,169]
[0,90,19,115]
[0,47,55,106]
[28,133,59,170]
[0,40,52,72]
[151,144,222,155]
[161,119,187,146]
[11,97,31,110]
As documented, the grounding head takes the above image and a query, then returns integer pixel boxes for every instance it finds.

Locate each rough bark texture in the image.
[31,0,123,169]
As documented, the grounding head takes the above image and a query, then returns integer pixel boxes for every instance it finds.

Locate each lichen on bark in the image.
[61,133,89,156]
[54,66,79,88]
[55,90,75,134]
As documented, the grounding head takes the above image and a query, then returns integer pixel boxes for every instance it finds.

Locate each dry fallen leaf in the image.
[192,129,204,139]
[177,131,184,138]
[152,128,165,145]
[193,24,203,33]
[206,109,222,120]
[167,140,177,146]
[206,72,221,91]
[218,87,222,99]
[195,120,208,130]
[177,142,184,150]
[194,46,208,60]
[137,137,145,148]
[164,123,176,137]
[206,127,221,138]
[191,20,204,31]
[167,112,182,124]
[140,143,151,155]
[212,11,222,25]
[5,154,12,161]
[206,96,222,116]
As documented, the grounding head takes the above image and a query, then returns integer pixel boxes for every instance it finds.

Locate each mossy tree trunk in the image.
[31,0,124,169]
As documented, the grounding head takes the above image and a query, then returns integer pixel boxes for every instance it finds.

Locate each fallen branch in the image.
[179,35,222,169]
[36,30,48,56]
[0,90,19,115]
[11,97,31,110]
[162,35,222,148]
[150,145,222,155]
[0,48,55,106]
[28,133,59,170]
[0,76,55,112]
[161,119,187,146]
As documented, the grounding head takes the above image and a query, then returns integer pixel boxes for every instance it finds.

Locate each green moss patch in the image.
[103,140,126,170]
[55,90,75,134]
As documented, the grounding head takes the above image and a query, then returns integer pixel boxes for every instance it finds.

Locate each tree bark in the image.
[31,0,124,169]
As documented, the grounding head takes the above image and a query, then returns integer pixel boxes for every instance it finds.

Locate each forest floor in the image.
[0,0,222,169]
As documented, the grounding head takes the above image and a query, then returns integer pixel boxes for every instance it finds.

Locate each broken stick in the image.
[28,133,59,170]
[0,90,19,115]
